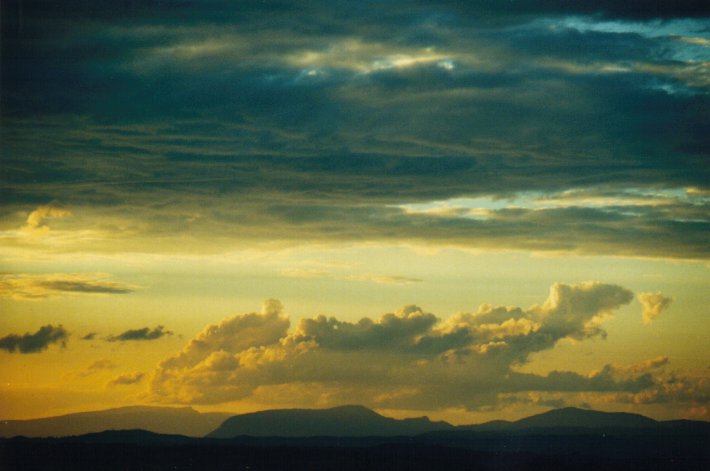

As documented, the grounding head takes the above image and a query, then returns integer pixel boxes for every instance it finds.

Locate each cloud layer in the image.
[1,1,708,260]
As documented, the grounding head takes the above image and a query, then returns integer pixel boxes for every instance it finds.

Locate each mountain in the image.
[207,405,454,438]
[0,406,232,438]
[465,407,658,432]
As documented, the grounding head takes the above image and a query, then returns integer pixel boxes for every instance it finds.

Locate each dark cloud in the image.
[108,326,173,342]
[428,0,710,20]
[0,325,68,353]
[81,332,98,340]
[1,0,708,260]
[38,281,132,295]
[0,274,135,300]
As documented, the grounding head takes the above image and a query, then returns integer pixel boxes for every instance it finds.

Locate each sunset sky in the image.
[1,0,709,425]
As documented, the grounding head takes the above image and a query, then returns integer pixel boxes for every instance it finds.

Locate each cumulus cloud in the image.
[0,274,135,300]
[150,283,642,409]
[0,325,68,354]
[108,326,173,342]
[638,292,674,324]
[106,372,145,387]
[22,204,73,234]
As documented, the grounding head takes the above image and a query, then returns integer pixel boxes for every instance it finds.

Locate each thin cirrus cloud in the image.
[0,274,136,300]
[107,326,173,342]
[0,325,68,354]
[147,282,699,411]
[282,269,422,285]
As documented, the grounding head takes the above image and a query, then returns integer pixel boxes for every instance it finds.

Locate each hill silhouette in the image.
[2,406,708,470]
[0,406,232,438]
[466,406,658,432]
[207,405,454,438]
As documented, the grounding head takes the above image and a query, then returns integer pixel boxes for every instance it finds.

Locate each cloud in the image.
[149,282,643,409]
[0,274,135,300]
[75,359,117,378]
[0,325,68,354]
[106,372,145,387]
[21,203,73,234]
[108,326,173,342]
[81,332,98,340]
[432,0,710,20]
[283,269,422,285]
[1,2,708,261]
[294,305,438,352]
[638,292,674,324]
[86,359,117,371]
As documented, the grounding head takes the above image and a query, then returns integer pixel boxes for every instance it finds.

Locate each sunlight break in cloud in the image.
[638,292,674,324]
[149,283,649,410]
[0,273,136,300]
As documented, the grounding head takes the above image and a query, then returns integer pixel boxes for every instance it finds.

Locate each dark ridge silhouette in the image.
[465,406,658,432]
[0,406,232,438]
[207,404,454,438]
[2,407,708,470]
[3,423,709,471]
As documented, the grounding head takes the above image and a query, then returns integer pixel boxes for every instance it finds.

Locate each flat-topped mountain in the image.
[207,405,454,438]
[0,406,232,438]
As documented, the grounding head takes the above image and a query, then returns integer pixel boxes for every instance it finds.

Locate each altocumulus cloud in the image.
[108,326,173,342]
[149,282,677,410]
[0,274,135,300]
[0,325,68,354]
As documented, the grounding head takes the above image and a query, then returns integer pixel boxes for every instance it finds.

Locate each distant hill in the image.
[207,405,454,438]
[4,404,708,441]
[0,406,232,438]
[466,407,658,432]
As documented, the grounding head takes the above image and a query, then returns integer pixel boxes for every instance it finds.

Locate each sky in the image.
[1,0,709,424]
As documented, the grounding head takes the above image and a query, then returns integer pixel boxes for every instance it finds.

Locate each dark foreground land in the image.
[2,431,708,471]
[0,442,703,471]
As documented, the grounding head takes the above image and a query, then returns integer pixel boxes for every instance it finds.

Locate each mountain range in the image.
[3,406,708,470]
[2,404,708,439]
